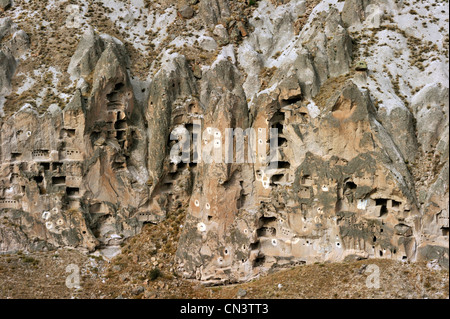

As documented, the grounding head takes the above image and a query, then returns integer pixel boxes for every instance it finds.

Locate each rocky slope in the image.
[1,247,448,299]
[0,0,448,287]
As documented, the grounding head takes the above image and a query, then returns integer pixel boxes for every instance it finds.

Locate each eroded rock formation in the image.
[0,0,448,282]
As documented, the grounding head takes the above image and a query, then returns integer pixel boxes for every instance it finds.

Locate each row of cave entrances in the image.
[248,215,279,268]
[106,83,129,150]
[5,155,82,201]
[11,149,82,162]
[266,109,291,186]
[161,105,294,190]
[90,82,130,152]
[32,174,80,198]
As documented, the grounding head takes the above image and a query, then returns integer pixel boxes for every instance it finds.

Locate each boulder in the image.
[179,5,194,19]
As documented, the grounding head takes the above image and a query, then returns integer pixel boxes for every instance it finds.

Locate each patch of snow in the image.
[247,0,304,60]
[395,0,449,45]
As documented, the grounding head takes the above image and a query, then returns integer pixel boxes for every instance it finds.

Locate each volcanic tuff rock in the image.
[0,0,448,283]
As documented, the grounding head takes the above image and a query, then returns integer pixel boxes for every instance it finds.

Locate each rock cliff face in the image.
[0,0,448,283]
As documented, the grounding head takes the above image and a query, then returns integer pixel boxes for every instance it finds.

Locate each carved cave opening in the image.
[66,187,80,197]
[52,176,66,185]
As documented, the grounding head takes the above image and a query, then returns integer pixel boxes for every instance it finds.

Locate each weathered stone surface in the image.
[175,59,250,283]
[0,50,16,96]
[278,75,302,102]
[9,30,30,57]
[0,29,147,252]
[172,72,426,283]
[0,222,33,253]
[0,17,13,39]
[417,244,449,270]
[199,0,231,27]
[143,54,199,223]
[0,18,28,117]
[341,0,372,28]
[213,24,229,45]
[377,106,418,164]
[67,28,129,81]
[179,5,194,19]
[0,18,18,96]
[67,28,105,80]
[413,84,449,154]
[0,0,447,285]
[301,8,353,84]
[237,288,247,297]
